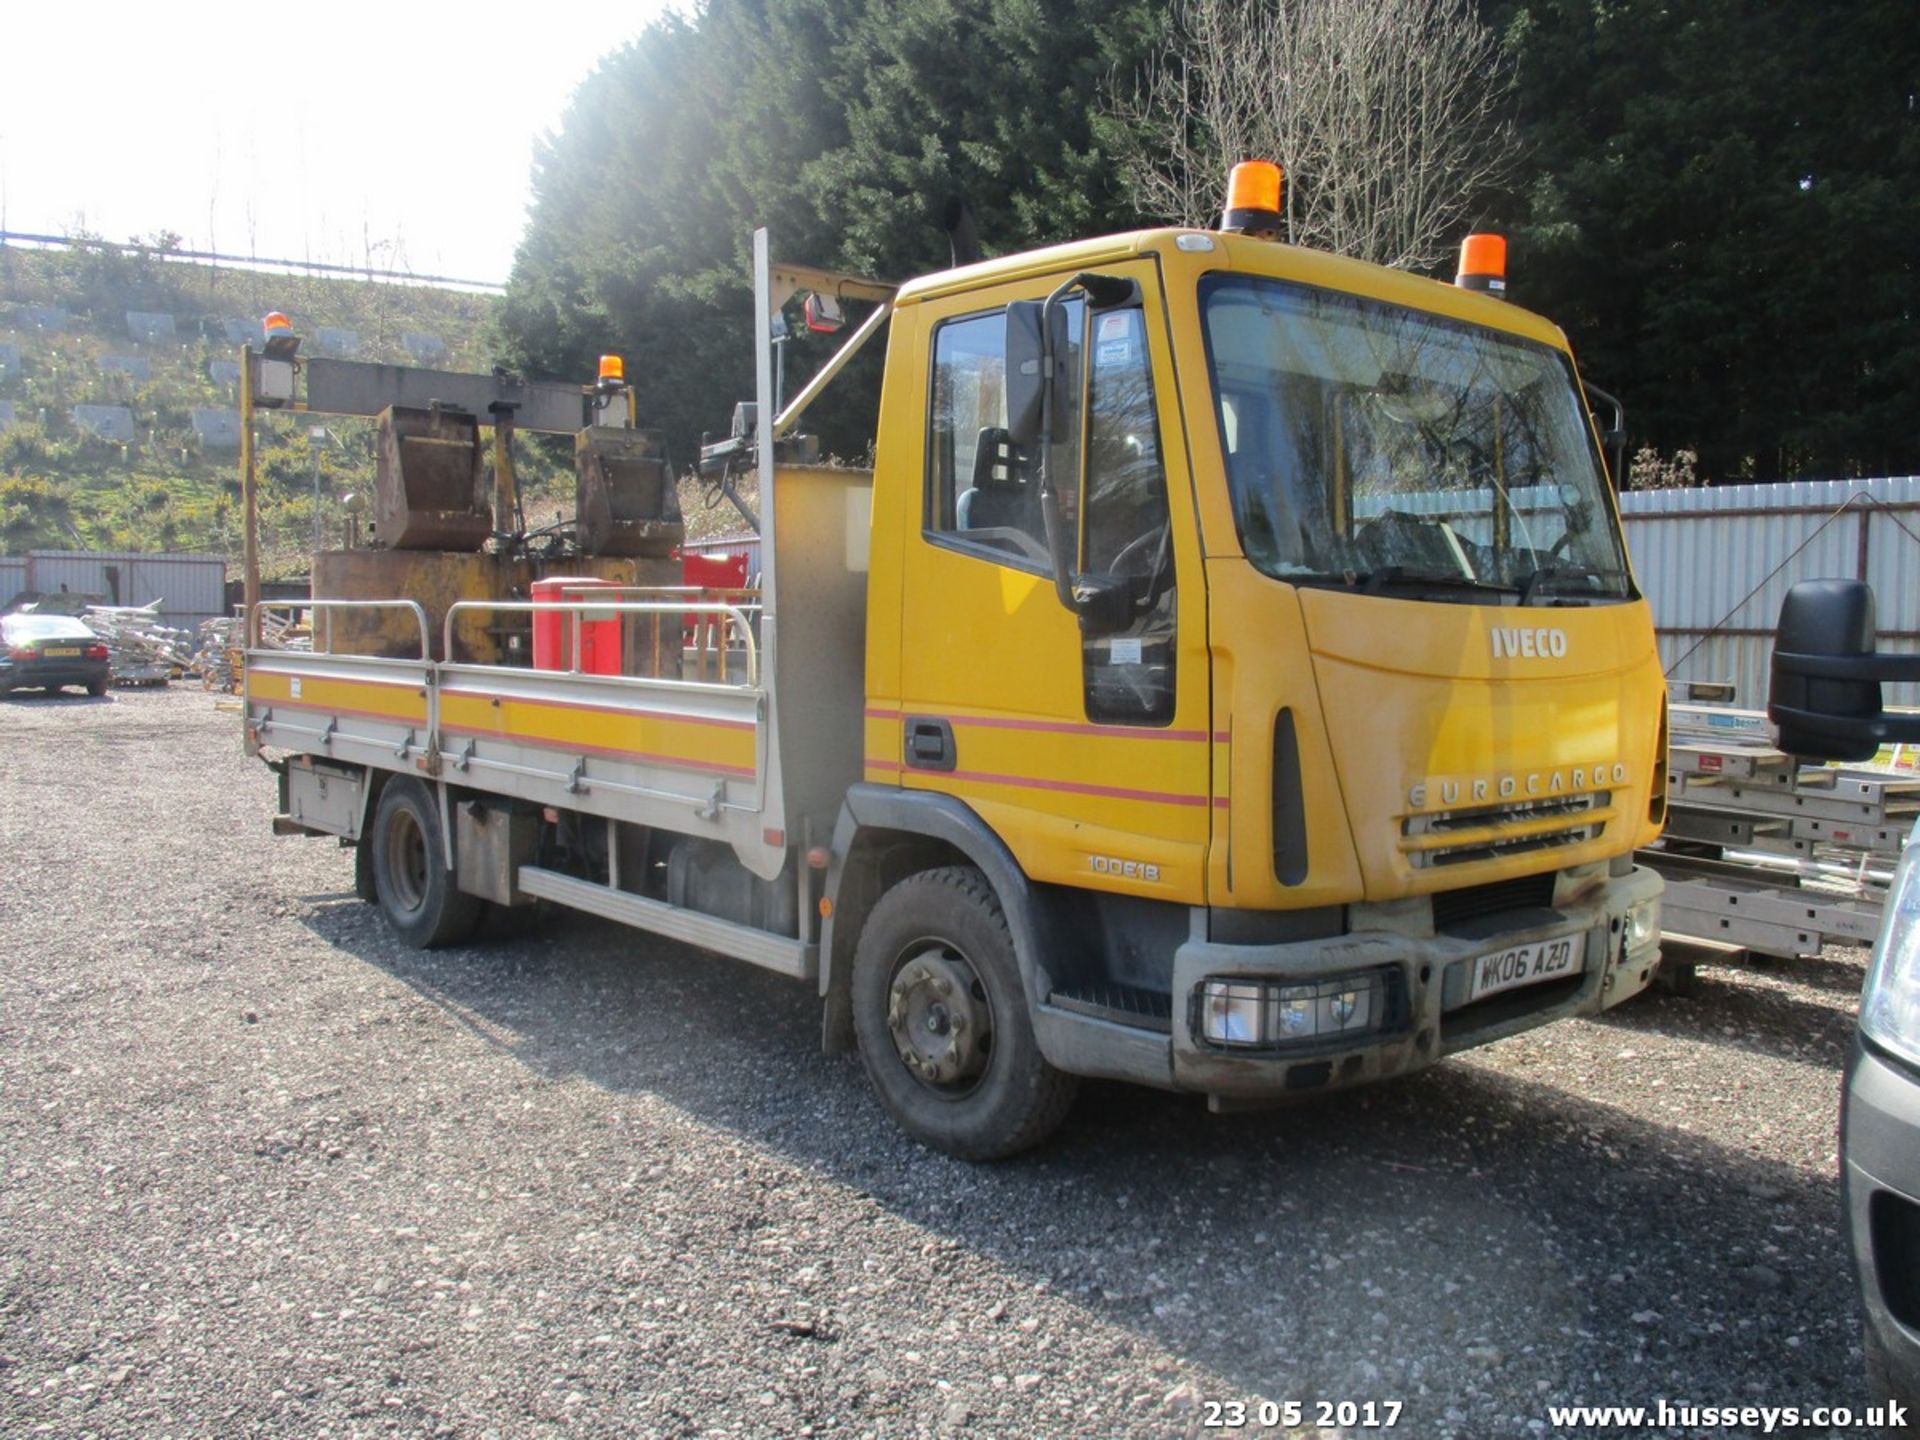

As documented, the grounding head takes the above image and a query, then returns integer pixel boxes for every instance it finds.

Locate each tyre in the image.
[850,866,1077,1159]
[86,678,108,697]
[369,777,482,948]
[352,833,378,904]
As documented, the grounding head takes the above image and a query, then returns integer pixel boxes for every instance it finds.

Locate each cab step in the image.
[1047,983,1173,1033]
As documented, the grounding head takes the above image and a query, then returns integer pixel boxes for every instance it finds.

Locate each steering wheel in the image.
[1110,520,1170,576]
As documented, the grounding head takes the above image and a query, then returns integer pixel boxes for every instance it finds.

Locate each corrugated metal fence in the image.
[0,551,227,632]
[1619,476,1920,710]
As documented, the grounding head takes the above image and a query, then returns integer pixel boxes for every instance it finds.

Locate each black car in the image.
[0,613,111,696]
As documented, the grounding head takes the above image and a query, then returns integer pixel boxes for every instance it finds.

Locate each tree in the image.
[498,0,1159,468]
[1489,0,1920,482]
[1111,0,1518,271]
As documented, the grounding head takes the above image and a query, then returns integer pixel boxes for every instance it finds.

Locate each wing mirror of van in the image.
[1769,579,1920,761]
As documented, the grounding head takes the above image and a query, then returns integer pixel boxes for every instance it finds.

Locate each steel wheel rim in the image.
[384,807,429,915]
[885,939,995,1098]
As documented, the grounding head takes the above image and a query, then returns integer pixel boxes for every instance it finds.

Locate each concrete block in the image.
[72,404,135,442]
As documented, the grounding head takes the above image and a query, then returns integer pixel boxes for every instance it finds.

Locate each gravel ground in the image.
[0,686,1886,1437]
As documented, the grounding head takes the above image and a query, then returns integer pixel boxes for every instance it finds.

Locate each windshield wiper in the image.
[1517,564,1631,605]
[1356,566,1518,597]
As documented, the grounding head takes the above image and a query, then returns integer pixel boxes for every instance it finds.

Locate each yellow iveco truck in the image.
[246,163,1667,1157]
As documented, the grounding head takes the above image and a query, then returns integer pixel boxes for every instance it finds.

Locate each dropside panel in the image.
[246,647,775,862]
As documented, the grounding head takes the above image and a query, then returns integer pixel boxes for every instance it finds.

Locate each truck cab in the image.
[833,223,1664,1148]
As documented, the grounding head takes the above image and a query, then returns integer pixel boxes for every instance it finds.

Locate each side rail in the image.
[244,599,437,772]
[462,592,762,686]
[436,599,774,846]
[547,584,765,685]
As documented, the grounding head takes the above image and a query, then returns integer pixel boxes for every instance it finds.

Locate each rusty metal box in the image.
[374,405,492,551]
[574,427,683,557]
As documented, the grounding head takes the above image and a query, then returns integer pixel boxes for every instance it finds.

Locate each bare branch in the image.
[1108,0,1518,272]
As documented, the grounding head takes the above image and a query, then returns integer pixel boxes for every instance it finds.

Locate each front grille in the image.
[1431,873,1557,932]
[1871,1190,1920,1331]
[1402,791,1609,869]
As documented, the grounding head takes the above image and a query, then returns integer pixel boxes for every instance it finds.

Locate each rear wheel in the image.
[86,678,108,697]
[353,832,378,903]
[370,777,481,948]
[851,866,1077,1159]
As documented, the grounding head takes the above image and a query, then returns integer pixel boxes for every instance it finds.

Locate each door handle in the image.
[904,716,955,772]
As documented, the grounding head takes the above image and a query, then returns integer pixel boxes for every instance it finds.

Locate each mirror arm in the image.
[1583,379,1628,489]
[1035,277,1084,614]
[1771,702,1920,749]
[1775,649,1920,684]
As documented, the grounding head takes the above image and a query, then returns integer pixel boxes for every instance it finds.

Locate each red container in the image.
[683,549,750,591]
[681,550,752,647]
[531,576,623,675]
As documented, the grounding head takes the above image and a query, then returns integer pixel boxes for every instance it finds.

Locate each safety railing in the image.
[255,598,433,661]
[245,599,438,760]
[443,598,762,687]
[533,584,764,684]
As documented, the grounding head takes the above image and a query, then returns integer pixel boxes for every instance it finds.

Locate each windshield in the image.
[4,614,94,640]
[1199,275,1632,602]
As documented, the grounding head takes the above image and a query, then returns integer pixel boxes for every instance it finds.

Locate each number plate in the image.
[1468,936,1582,1001]
[44,647,81,657]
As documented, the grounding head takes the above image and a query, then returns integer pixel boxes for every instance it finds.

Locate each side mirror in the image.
[1769,580,1920,761]
[1070,573,1136,638]
[1004,300,1068,448]
[1582,380,1627,491]
[1007,272,1143,625]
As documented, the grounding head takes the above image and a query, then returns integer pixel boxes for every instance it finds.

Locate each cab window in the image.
[926,304,1080,572]
[1079,304,1176,726]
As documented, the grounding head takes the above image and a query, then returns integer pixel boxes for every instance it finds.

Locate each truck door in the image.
[888,260,1213,905]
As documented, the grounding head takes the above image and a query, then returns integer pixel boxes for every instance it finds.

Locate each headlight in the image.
[1624,899,1660,952]
[1199,970,1390,1049]
[1202,982,1268,1045]
[1861,820,1920,1070]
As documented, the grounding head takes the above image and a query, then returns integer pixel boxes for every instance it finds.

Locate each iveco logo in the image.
[1492,626,1568,659]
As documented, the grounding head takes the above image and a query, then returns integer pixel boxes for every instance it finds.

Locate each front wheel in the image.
[850,866,1077,1159]
[370,777,482,948]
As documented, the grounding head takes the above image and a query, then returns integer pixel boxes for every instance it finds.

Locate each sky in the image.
[0,2,682,286]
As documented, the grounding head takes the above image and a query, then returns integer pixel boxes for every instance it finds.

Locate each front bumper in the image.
[0,660,109,690]
[1843,1036,1920,1406]
[1168,865,1663,1098]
